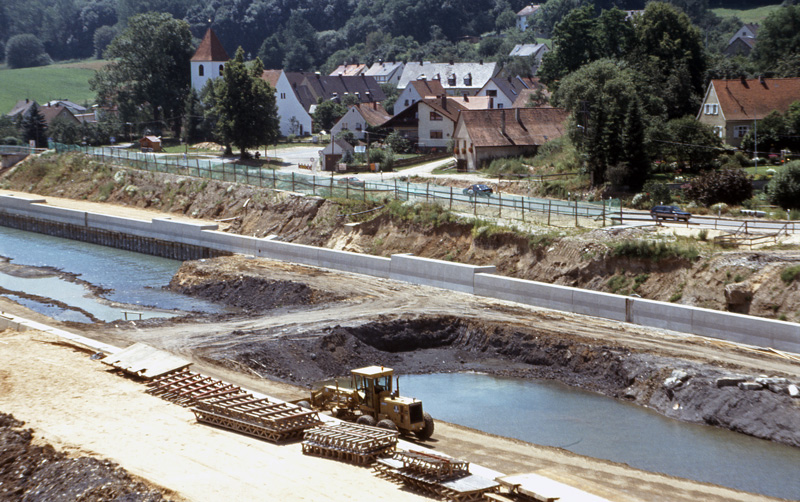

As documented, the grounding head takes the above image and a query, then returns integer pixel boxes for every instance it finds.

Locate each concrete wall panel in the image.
[86,213,153,235]
[572,289,628,321]
[254,240,321,268]
[474,274,575,312]
[390,254,495,293]
[629,298,694,334]
[318,248,391,278]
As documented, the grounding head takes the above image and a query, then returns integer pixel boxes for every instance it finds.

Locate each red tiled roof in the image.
[260,69,282,89]
[39,105,78,126]
[410,79,445,98]
[353,103,391,127]
[460,108,568,148]
[191,28,229,62]
[712,78,800,121]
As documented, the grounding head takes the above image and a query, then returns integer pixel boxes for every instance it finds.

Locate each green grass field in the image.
[0,60,106,115]
[711,4,782,23]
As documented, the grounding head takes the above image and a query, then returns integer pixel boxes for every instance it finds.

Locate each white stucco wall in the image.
[417,102,454,150]
[331,107,368,140]
[275,72,311,136]
[191,61,225,93]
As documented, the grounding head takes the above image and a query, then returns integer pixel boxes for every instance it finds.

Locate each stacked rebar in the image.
[302,422,399,465]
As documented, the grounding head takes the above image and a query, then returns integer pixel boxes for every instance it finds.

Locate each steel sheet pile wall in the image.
[1,194,798,354]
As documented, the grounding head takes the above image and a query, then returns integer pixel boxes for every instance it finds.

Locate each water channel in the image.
[0,225,222,322]
[401,373,800,500]
[1,225,798,499]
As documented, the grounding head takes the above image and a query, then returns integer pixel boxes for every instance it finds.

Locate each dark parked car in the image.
[463,184,493,196]
[650,205,691,221]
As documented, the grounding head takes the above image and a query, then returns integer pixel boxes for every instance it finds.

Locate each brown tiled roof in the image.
[260,70,282,89]
[39,105,78,126]
[421,97,469,123]
[330,64,367,76]
[410,79,445,98]
[712,78,800,121]
[7,99,37,117]
[191,28,229,62]
[460,108,568,147]
[286,73,386,111]
[353,103,391,127]
[446,95,493,110]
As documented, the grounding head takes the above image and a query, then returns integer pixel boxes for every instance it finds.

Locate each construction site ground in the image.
[1,161,800,500]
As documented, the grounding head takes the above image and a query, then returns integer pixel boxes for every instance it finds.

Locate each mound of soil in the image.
[0,412,167,501]
[219,316,800,447]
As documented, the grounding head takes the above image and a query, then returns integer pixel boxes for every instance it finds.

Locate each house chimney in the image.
[441,95,447,110]
[479,59,483,65]
[515,107,521,125]
[449,59,454,65]
[759,75,766,86]
[464,94,469,102]
[501,109,506,135]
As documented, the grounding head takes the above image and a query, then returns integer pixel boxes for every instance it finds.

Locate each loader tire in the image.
[415,413,434,440]
[296,400,311,410]
[376,419,398,431]
[356,415,376,426]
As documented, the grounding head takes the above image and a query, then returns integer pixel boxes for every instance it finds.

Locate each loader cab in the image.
[351,366,394,412]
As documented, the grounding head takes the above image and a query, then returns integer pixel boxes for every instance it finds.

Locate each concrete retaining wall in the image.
[2,194,800,354]
[391,254,496,293]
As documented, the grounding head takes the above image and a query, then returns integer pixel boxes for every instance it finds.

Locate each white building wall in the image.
[275,72,312,137]
[330,107,368,140]
[476,82,512,109]
[417,102,454,150]
[191,61,225,93]
[395,86,422,114]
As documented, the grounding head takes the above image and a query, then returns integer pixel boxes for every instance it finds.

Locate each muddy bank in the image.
[168,259,341,312]
[209,316,800,448]
[0,413,168,501]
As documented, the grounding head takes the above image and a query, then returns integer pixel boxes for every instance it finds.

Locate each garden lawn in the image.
[0,60,105,115]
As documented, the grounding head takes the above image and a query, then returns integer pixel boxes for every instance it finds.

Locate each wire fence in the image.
[52,142,623,228]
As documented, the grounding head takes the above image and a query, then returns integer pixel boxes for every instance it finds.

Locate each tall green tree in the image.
[630,2,706,119]
[21,104,48,147]
[554,59,651,188]
[90,12,193,135]
[538,5,598,84]
[754,5,800,73]
[212,48,279,158]
[656,116,723,170]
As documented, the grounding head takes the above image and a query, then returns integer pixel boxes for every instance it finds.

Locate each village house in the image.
[330,102,391,140]
[319,137,355,171]
[697,77,800,148]
[396,61,500,97]
[516,4,542,31]
[508,43,550,74]
[39,104,80,127]
[266,71,386,137]
[7,99,38,118]
[329,63,367,77]
[724,24,758,57]
[364,61,405,85]
[45,100,87,115]
[382,95,493,151]
[476,76,546,110]
[139,135,162,152]
[394,79,446,114]
[190,28,229,92]
[453,107,568,171]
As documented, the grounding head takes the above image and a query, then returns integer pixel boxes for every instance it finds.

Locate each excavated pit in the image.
[212,316,800,448]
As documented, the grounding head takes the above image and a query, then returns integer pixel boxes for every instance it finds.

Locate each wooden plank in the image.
[102,342,191,379]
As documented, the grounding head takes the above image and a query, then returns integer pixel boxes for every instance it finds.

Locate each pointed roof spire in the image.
[191,28,229,62]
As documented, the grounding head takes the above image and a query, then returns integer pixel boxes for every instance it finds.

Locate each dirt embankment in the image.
[5,153,800,321]
[0,413,168,501]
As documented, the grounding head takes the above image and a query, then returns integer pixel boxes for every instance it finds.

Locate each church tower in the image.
[190,28,229,92]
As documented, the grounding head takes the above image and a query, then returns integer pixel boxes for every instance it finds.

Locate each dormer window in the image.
[448,74,456,86]
[464,73,472,86]
[198,65,204,76]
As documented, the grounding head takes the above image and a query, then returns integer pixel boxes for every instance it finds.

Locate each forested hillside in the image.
[1,0,767,73]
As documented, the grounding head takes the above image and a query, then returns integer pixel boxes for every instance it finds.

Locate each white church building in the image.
[191,28,229,92]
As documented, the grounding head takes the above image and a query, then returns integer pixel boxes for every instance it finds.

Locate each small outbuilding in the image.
[139,136,162,152]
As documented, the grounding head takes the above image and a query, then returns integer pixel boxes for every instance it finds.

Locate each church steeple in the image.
[191,28,229,92]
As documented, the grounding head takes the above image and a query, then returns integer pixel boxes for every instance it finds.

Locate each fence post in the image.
[498,192,502,218]
[312,175,316,196]
[548,200,551,226]
[330,174,333,196]
[426,182,430,202]
[346,179,349,198]
[602,201,606,227]
[363,182,366,202]
[574,200,578,227]
[273,169,276,189]
[291,172,295,191]
[521,197,525,223]
[449,187,453,210]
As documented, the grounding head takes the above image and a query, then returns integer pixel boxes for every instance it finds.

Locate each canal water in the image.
[400,372,800,500]
[2,225,798,499]
[0,225,222,322]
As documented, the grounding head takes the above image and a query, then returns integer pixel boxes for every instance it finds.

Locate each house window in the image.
[704,103,719,115]
[497,103,504,109]
[430,130,443,139]
[198,64,204,76]
[356,123,362,131]
[342,123,348,130]
[430,112,443,121]
[448,75,456,86]
[404,99,409,106]
[486,90,497,97]
[734,125,749,138]
[713,126,723,138]
[280,93,286,99]
[464,74,472,86]
[219,64,224,73]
